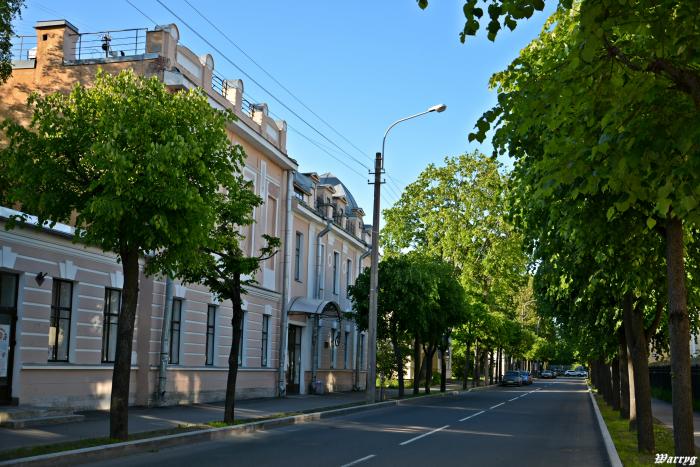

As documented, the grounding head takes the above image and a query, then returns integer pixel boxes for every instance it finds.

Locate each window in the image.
[294,232,303,281]
[346,259,352,297]
[330,330,337,369]
[49,280,72,362]
[238,313,245,366]
[102,288,121,363]
[319,245,325,292]
[206,305,216,366]
[266,196,278,270]
[359,333,365,369]
[333,252,340,295]
[294,188,305,201]
[344,331,350,369]
[169,298,182,364]
[261,314,270,367]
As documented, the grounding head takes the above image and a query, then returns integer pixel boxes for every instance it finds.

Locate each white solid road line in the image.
[399,425,450,446]
[508,397,519,402]
[490,402,505,410]
[340,454,376,467]
[459,410,485,422]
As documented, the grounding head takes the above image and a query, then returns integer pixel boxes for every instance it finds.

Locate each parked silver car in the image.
[501,371,523,386]
[519,370,533,385]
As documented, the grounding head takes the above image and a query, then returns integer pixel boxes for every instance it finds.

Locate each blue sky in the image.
[12,0,554,218]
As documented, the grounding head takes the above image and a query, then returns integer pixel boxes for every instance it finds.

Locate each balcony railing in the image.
[68,28,148,60]
[10,35,37,61]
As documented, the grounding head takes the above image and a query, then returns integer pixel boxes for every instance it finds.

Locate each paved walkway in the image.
[651,398,700,450]
[0,383,468,453]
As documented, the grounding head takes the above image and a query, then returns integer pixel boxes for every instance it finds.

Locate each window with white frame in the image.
[319,245,325,292]
[169,298,182,364]
[294,232,303,281]
[344,330,350,369]
[261,314,270,367]
[49,279,73,362]
[333,252,340,295]
[102,288,121,363]
[206,305,216,365]
[330,329,337,369]
[346,259,352,297]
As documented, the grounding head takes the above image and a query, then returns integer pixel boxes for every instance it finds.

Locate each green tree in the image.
[0,0,24,83]
[469,4,700,453]
[175,188,279,424]
[0,69,244,440]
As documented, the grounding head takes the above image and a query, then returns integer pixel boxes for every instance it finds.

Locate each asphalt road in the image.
[90,378,608,467]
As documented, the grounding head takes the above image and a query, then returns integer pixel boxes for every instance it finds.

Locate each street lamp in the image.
[366,104,447,403]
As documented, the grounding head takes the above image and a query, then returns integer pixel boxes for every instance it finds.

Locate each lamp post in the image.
[366,104,447,403]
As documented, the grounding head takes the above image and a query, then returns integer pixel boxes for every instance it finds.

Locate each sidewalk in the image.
[651,398,700,450]
[0,383,467,454]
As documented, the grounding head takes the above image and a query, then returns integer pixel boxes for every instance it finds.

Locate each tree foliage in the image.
[0,69,248,439]
[0,0,24,84]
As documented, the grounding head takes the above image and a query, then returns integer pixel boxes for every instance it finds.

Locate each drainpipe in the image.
[354,247,371,390]
[157,276,173,405]
[278,169,294,398]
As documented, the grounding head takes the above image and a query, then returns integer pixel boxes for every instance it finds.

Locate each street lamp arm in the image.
[381,109,432,164]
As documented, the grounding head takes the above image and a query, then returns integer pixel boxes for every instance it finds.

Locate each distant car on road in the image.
[575,370,588,377]
[501,371,523,386]
[540,370,555,379]
[520,371,533,385]
[564,369,577,376]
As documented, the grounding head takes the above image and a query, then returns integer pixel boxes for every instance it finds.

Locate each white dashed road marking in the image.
[400,425,450,446]
[490,402,505,410]
[459,410,485,422]
[340,454,376,467]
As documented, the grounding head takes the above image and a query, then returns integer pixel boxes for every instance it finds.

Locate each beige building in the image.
[0,19,370,409]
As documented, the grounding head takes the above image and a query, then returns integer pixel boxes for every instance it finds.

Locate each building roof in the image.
[319,173,362,217]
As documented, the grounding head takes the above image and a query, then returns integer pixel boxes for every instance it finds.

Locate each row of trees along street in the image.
[349,153,544,398]
[447,0,700,459]
[0,70,278,439]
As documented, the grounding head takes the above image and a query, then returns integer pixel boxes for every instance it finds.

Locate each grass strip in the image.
[0,425,205,462]
[594,394,676,467]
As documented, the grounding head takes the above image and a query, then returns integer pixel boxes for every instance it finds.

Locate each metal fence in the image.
[10,35,37,61]
[648,365,700,401]
[67,28,148,60]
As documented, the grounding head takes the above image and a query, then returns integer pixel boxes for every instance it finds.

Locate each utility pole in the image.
[366,151,383,403]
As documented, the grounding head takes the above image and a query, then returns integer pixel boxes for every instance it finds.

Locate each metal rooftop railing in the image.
[10,35,37,61]
[67,28,148,60]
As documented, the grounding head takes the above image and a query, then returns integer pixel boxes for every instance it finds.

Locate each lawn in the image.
[594,394,680,466]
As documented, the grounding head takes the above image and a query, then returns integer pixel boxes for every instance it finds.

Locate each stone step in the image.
[0,413,85,429]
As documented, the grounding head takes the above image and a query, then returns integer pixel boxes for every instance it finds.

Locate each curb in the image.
[0,400,400,467]
[587,387,623,467]
[1,386,495,466]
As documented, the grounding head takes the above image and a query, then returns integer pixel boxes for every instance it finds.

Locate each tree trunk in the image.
[416,348,427,395]
[413,337,421,395]
[109,246,140,440]
[665,217,694,457]
[489,350,494,385]
[391,324,404,398]
[424,345,436,394]
[627,336,637,430]
[623,292,654,453]
[224,274,243,424]
[602,361,614,407]
[611,356,621,411]
[473,345,480,387]
[462,342,471,389]
[482,350,489,385]
[440,348,447,392]
[618,329,630,420]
